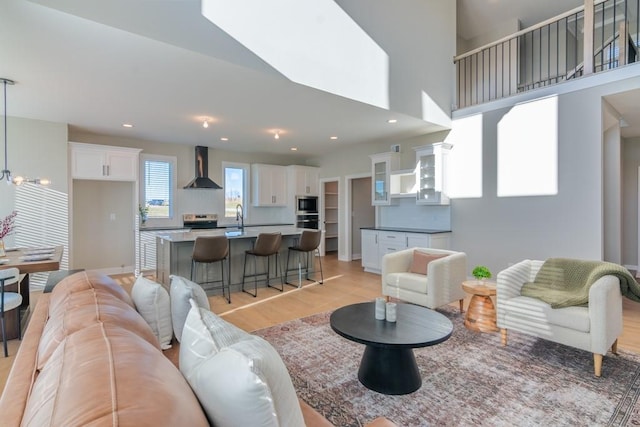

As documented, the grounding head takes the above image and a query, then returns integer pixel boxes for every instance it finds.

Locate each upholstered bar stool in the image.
[0,267,22,357]
[190,236,231,303]
[242,232,283,297]
[284,229,323,288]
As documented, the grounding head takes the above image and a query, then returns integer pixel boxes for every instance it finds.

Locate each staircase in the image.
[454,0,639,109]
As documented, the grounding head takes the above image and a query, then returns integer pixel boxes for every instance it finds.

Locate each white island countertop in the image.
[156,225,304,243]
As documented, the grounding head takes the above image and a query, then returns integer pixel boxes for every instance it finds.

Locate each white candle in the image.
[375,297,386,320]
[386,302,397,322]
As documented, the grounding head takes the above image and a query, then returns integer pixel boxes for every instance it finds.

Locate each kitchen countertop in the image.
[360,227,451,234]
[156,225,303,243]
[141,223,294,232]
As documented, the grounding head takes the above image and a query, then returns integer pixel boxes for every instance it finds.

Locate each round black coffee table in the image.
[330,302,453,395]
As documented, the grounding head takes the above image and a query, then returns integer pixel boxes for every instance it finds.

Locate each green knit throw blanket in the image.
[521,258,640,308]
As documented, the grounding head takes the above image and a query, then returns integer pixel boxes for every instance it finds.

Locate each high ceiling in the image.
[457,0,584,41]
[0,0,638,158]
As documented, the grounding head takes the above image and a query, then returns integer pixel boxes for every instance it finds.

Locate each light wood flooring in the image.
[2,253,640,394]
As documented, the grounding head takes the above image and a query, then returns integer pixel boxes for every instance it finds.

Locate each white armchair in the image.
[381,248,467,312]
[497,260,623,377]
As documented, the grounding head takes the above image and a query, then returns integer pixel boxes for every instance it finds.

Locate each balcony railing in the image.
[454,0,639,109]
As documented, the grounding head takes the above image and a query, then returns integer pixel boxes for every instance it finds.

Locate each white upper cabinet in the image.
[369,152,400,206]
[414,143,451,205]
[70,142,141,181]
[287,165,319,196]
[251,164,287,206]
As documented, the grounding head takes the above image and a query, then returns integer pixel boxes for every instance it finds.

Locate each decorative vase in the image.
[0,239,5,257]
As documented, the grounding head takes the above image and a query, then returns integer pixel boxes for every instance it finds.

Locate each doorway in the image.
[321,179,340,256]
[345,173,374,262]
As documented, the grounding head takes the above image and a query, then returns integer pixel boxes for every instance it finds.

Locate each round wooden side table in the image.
[462,280,498,333]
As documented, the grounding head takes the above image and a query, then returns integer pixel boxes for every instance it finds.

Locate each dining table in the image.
[0,245,64,340]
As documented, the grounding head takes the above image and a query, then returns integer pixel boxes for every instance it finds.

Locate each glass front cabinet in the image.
[414,143,452,205]
[369,152,400,206]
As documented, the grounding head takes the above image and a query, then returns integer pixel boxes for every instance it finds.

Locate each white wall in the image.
[0,117,68,248]
[602,103,622,264]
[337,0,456,124]
[622,137,640,267]
[450,74,640,275]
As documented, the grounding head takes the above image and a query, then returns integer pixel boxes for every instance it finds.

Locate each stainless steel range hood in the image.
[183,145,222,189]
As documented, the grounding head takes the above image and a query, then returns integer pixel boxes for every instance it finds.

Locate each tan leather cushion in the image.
[38,288,160,370]
[0,294,51,426]
[22,323,209,427]
[49,271,134,311]
[409,251,445,274]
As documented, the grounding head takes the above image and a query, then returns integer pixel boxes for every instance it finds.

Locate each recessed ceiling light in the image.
[274,130,280,140]
[202,120,209,128]
[387,119,398,124]
[330,136,338,140]
[122,123,134,128]
[220,137,229,141]
[290,147,297,151]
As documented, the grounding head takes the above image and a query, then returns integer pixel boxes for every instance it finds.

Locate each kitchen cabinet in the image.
[288,165,319,196]
[369,152,400,205]
[414,143,452,205]
[390,169,417,198]
[135,228,190,276]
[361,229,379,271]
[70,142,141,181]
[251,164,287,206]
[361,229,451,274]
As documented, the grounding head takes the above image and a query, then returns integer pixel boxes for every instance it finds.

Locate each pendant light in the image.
[0,78,49,186]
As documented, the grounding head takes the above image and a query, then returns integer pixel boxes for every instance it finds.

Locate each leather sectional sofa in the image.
[0,271,395,426]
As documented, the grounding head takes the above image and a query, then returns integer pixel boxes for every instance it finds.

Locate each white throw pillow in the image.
[131,276,173,349]
[179,300,250,378]
[182,333,305,427]
[170,275,211,342]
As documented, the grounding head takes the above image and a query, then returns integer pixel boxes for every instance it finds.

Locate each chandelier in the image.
[1,78,49,186]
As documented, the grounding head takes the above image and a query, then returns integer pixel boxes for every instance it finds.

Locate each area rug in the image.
[254,307,640,427]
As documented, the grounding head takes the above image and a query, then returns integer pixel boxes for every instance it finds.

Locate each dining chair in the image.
[0,267,23,357]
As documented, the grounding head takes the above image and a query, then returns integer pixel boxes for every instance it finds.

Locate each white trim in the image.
[139,153,177,226]
[454,64,640,119]
[319,177,341,259]
[344,172,372,262]
[222,161,250,222]
[637,166,640,278]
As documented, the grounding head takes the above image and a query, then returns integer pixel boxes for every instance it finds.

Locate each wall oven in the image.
[296,196,318,215]
[296,214,319,229]
[295,196,319,229]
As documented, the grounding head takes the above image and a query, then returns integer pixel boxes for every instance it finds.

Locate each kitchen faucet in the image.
[236,204,244,229]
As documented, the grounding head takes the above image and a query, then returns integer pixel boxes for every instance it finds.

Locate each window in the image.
[223,162,249,219]
[497,96,558,197]
[141,154,176,219]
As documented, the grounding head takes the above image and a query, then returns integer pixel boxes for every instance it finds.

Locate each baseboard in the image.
[352,253,362,260]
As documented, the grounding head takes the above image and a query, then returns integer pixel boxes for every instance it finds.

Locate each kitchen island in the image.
[155,225,304,292]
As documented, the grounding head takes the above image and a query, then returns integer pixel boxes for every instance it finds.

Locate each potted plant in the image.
[472,265,492,283]
[138,204,149,226]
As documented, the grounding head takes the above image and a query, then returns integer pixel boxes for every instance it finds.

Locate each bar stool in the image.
[191,236,231,303]
[241,232,283,297]
[284,229,324,288]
